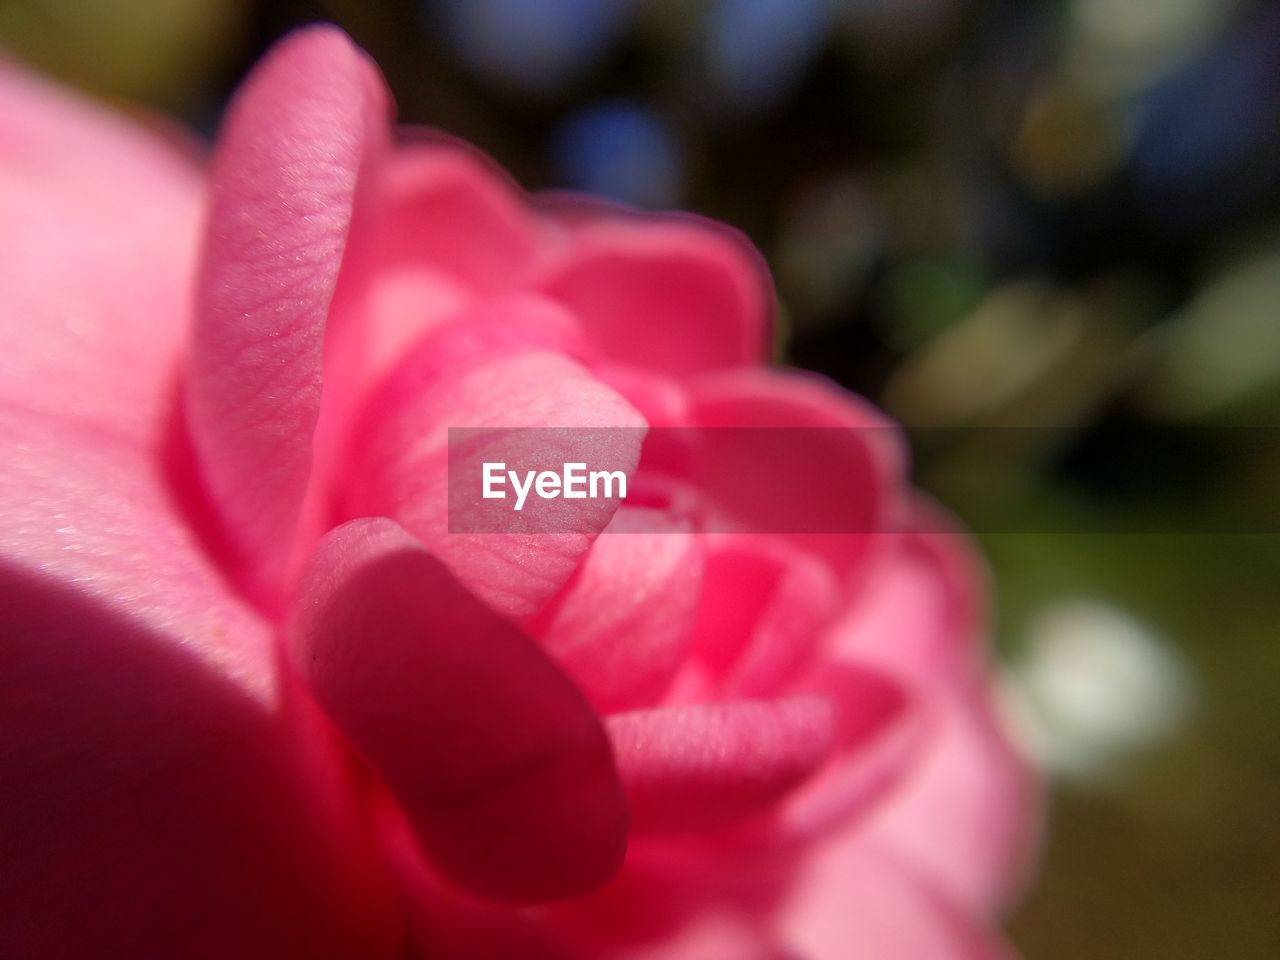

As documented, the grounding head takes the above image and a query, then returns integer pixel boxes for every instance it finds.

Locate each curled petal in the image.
[186,25,389,604]
[290,518,629,903]
[608,698,836,833]
[376,797,578,960]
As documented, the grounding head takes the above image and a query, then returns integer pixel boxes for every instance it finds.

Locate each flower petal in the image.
[533,507,704,713]
[310,142,553,450]
[679,368,907,576]
[290,518,629,903]
[0,55,201,442]
[0,409,401,958]
[826,504,988,687]
[609,913,791,960]
[342,306,645,618]
[778,839,1018,960]
[186,25,389,605]
[376,797,578,960]
[776,666,922,837]
[536,207,773,376]
[380,137,542,290]
[820,511,1038,909]
[860,688,1042,917]
[675,534,839,702]
[607,698,836,833]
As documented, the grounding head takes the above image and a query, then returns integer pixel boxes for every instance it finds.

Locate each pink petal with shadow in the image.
[290,518,629,903]
[0,416,399,956]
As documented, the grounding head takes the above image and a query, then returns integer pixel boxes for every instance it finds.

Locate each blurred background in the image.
[3,0,1277,955]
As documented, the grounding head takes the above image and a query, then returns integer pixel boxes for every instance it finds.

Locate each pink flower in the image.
[0,25,1038,960]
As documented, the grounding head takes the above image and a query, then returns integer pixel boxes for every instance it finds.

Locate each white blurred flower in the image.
[1000,600,1196,783]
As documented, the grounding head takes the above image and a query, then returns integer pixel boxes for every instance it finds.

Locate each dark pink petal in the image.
[0,410,401,958]
[290,518,629,903]
[778,838,1018,960]
[679,368,908,576]
[533,507,704,713]
[342,312,645,618]
[375,798,580,960]
[608,698,836,833]
[186,25,389,605]
[0,56,201,442]
[536,211,773,376]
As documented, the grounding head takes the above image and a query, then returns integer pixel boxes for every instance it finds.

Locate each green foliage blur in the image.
[3,0,1277,955]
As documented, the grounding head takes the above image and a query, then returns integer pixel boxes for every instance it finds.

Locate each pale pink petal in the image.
[0,410,401,957]
[776,665,922,837]
[536,210,773,376]
[186,25,389,605]
[826,505,988,688]
[290,518,629,903]
[608,698,836,833]
[533,507,704,713]
[778,838,1018,960]
[860,687,1042,917]
[0,56,201,442]
[342,312,645,618]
